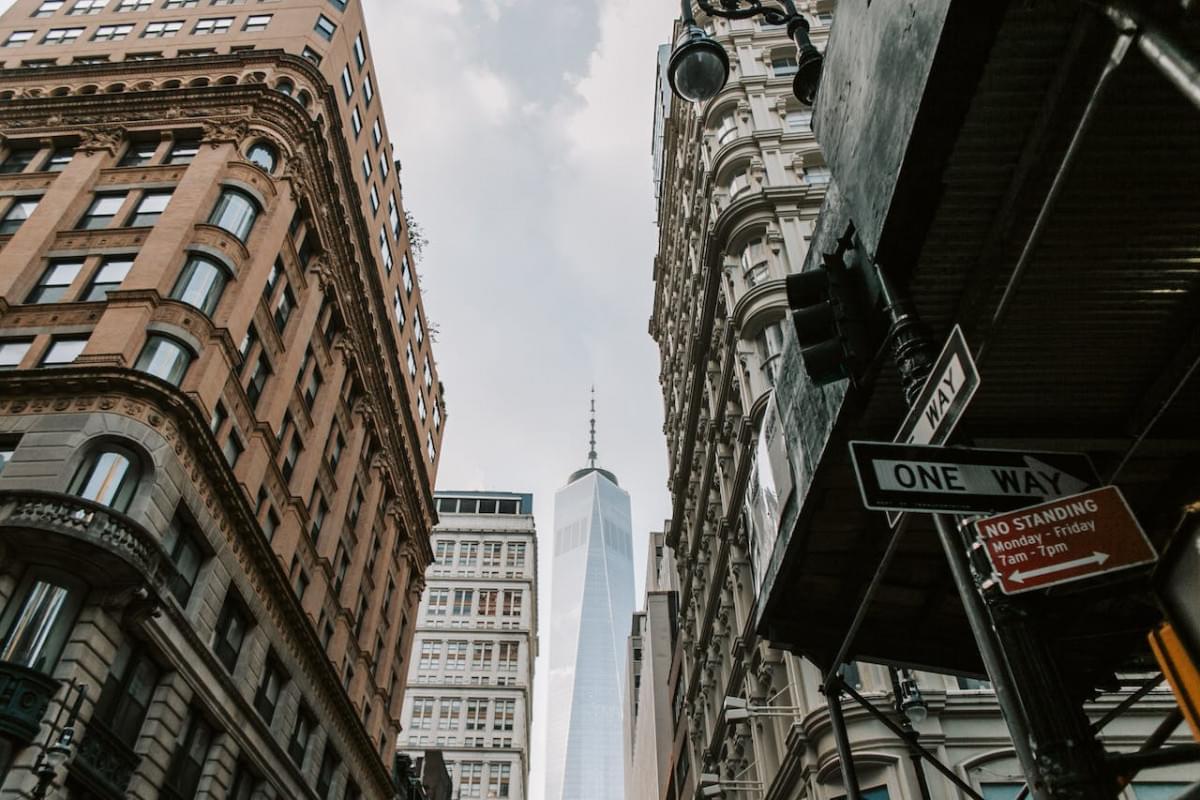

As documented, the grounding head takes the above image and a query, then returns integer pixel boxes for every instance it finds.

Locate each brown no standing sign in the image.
[974,486,1158,595]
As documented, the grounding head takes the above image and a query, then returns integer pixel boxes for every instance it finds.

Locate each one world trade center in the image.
[545,396,636,800]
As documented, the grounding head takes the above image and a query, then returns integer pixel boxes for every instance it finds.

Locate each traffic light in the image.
[785,255,877,386]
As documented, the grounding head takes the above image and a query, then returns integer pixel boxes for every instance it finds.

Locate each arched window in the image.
[758,320,786,386]
[715,112,738,146]
[135,334,192,386]
[208,188,258,241]
[729,168,752,200]
[740,237,770,287]
[275,78,294,96]
[246,142,278,174]
[170,255,228,316]
[69,444,141,512]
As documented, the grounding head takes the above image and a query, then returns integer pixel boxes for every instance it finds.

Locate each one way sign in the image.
[849,442,1100,515]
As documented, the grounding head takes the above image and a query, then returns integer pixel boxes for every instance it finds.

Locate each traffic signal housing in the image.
[785,254,879,387]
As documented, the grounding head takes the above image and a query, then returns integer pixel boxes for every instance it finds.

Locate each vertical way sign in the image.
[888,325,980,525]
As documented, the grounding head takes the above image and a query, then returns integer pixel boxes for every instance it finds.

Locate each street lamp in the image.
[31,681,86,800]
[666,0,824,105]
[894,669,928,725]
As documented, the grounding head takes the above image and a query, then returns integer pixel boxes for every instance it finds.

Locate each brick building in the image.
[0,0,444,798]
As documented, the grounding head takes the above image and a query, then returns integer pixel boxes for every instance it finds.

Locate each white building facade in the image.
[400,492,538,800]
[545,463,636,800]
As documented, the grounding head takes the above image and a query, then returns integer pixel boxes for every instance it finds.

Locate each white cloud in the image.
[466,66,515,124]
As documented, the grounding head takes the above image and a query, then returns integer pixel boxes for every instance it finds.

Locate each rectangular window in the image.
[372,119,383,149]
[482,541,501,568]
[127,190,171,227]
[458,541,478,567]
[163,711,214,798]
[163,508,205,605]
[341,65,353,99]
[0,339,32,370]
[434,539,452,562]
[414,312,424,346]
[369,184,379,213]
[245,352,271,409]
[493,699,515,731]
[497,641,518,671]
[34,1,65,16]
[418,641,440,670]
[302,45,322,65]
[77,193,127,230]
[193,16,233,35]
[379,229,393,273]
[163,0,197,6]
[316,744,340,798]
[460,763,483,798]
[43,26,85,44]
[273,285,295,332]
[28,260,83,304]
[353,33,365,67]
[445,640,467,670]
[114,0,150,9]
[1,147,38,174]
[437,697,460,730]
[303,365,322,410]
[4,30,34,47]
[506,542,526,568]
[1,197,40,235]
[488,763,511,798]
[222,429,243,467]
[44,146,74,172]
[254,652,286,722]
[427,588,449,617]
[212,593,249,671]
[477,589,497,617]
[362,73,375,105]
[68,0,105,14]
[392,288,406,329]
[119,141,158,167]
[351,105,362,136]
[470,644,492,673]
[22,58,59,67]
[314,13,336,40]
[91,23,133,40]
[401,254,413,293]
[410,696,434,730]
[126,51,162,59]
[379,150,390,177]
[243,14,272,32]
[388,195,401,237]
[166,138,200,164]
[361,152,372,180]
[142,20,182,37]
[452,589,473,616]
[281,428,300,481]
[93,640,160,748]
[406,345,417,379]
[288,706,314,765]
[40,336,87,366]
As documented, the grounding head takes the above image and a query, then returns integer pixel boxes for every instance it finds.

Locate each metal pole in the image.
[825,681,862,800]
[932,513,1042,792]
[1091,674,1165,733]
[886,668,933,800]
[1104,3,1200,111]
[843,678,986,800]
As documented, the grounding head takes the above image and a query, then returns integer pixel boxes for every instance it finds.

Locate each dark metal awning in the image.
[756,1,1200,692]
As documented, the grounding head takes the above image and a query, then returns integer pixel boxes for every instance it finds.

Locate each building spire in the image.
[587,386,598,468]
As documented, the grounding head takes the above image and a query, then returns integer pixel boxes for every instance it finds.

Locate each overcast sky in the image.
[0,0,678,793]
[363,2,677,795]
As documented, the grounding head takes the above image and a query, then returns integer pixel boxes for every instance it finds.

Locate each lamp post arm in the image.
[695,0,801,26]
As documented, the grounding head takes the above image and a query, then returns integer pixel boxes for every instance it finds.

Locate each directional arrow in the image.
[1009,552,1109,584]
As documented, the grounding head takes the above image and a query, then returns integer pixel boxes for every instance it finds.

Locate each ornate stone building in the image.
[0,1,443,798]
[648,6,1193,800]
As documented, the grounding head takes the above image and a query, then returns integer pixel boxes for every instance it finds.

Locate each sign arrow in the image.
[1009,552,1110,584]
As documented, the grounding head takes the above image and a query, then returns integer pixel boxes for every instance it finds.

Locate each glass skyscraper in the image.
[545,421,635,800]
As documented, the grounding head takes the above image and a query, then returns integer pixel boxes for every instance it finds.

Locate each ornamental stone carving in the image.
[202,117,249,147]
[78,124,125,154]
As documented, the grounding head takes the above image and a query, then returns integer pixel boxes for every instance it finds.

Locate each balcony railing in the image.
[0,490,175,595]
[71,717,141,800]
[0,660,61,744]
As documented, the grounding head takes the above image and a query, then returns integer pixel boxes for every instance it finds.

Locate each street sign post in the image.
[895,325,980,447]
[850,441,1099,515]
[887,326,980,525]
[973,486,1157,594]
